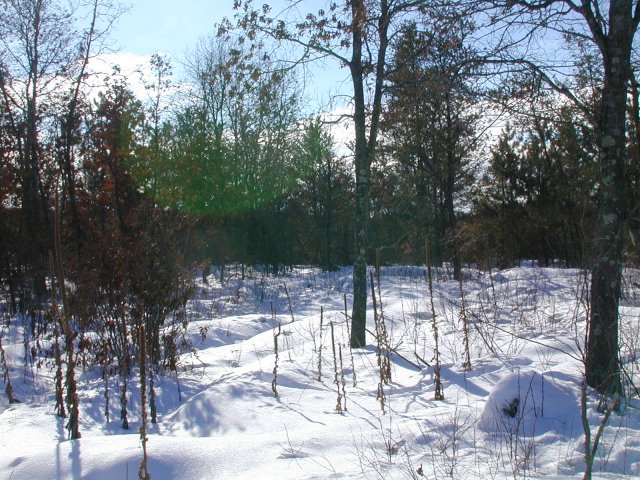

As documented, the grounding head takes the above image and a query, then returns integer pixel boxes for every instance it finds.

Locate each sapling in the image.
[490,374,540,479]
[317,306,323,381]
[138,324,151,480]
[330,321,343,413]
[371,271,391,385]
[421,408,472,478]
[459,277,472,372]
[426,241,444,401]
[149,367,157,424]
[581,381,619,480]
[377,381,387,415]
[279,425,304,460]
[272,322,281,397]
[202,260,210,286]
[165,334,182,402]
[120,319,129,429]
[488,266,499,316]
[370,272,390,414]
[573,271,622,479]
[0,332,20,404]
[339,342,347,411]
[344,293,357,387]
[375,269,391,382]
[62,314,80,438]
[103,364,110,423]
[49,217,81,439]
[47,250,64,417]
[283,282,295,323]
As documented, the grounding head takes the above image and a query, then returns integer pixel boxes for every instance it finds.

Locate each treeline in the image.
[149,23,640,276]
[4,4,640,308]
[4,3,640,314]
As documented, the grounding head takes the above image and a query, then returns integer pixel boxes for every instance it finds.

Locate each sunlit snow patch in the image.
[480,370,580,437]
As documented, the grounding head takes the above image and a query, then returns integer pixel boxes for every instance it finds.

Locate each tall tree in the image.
[295,118,353,270]
[76,77,192,427]
[142,38,305,272]
[467,110,598,268]
[229,0,432,347]
[383,21,479,279]
[0,0,75,304]
[58,0,125,252]
[467,0,640,394]
[0,0,124,305]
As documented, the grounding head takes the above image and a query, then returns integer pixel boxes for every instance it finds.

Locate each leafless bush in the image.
[419,408,474,478]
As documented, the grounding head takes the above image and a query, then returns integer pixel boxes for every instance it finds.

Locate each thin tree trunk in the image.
[22,2,49,306]
[61,0,101,252]
[350,0,390,348]
[138,324,151,480]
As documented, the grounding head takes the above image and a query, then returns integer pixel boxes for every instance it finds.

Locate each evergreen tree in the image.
[382,21,479,277]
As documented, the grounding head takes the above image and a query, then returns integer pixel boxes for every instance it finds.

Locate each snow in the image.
[1,265,639,479]
[479,370,581,436]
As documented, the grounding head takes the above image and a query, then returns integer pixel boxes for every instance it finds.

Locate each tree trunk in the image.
[349,0,369,348]
[349,0,390,348]
[444,96,462,281]
[586,0,632,395]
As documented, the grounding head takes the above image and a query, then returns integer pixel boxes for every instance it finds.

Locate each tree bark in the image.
[585,0,633,395]
[349,0,369,348]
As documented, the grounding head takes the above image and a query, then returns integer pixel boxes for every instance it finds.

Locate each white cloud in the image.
[87,52,158,99]
[321,104,355,158]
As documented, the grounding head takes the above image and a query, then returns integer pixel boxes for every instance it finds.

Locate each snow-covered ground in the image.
[1,265,639,479]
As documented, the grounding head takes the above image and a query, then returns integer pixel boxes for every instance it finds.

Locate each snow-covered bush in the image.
[480,369,580,437]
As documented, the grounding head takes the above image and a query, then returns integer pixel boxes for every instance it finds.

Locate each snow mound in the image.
[166,371,278,437]
[480,370,580,436]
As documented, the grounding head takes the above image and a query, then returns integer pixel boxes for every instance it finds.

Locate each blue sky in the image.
[102,0,353,149]
[112,1,235,57]
[108,1,349,106]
